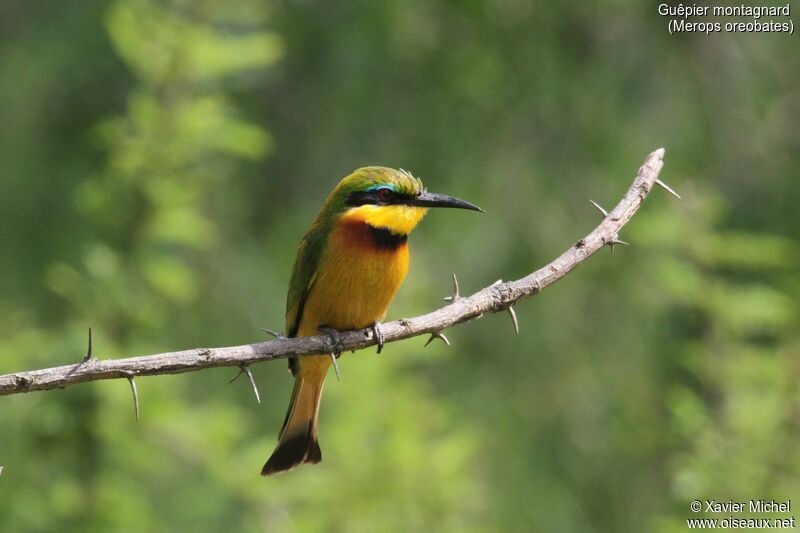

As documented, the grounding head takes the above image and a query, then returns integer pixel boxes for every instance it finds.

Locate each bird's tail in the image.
[261,356,330,476]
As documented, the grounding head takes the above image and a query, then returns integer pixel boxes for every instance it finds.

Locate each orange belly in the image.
[296,221,410,337]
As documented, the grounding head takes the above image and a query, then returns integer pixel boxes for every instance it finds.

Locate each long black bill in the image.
[407,191,484,212]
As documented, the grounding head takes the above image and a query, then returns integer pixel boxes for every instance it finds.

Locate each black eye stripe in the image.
[345,190,414,207]
[345,191,379,207]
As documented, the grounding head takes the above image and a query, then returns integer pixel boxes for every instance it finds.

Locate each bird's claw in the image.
[370,321,385,354]
[318,327,343,381]
[318,327,344,357]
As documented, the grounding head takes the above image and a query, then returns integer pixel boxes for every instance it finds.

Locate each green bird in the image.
[262,167,482,475]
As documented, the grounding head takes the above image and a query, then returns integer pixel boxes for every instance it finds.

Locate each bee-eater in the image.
[262,167,482,476]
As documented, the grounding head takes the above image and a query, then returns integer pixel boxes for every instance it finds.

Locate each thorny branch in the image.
[0,148,673,401]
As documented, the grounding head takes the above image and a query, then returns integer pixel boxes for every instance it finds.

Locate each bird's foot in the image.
[318,327,344,356]
[370,321,385,354]
[318,327,343,381]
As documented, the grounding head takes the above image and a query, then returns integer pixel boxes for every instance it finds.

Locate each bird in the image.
[261,167,482,476]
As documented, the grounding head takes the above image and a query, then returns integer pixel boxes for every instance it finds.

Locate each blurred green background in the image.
[1,1,798,531]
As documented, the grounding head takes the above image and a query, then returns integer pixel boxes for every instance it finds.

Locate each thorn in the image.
[244,366,261,404]
[607,237,629,255]
[329,352,340,381]
[228,366,262,404]
[424,331,450,347]
[492,279,503,286]
[229,369,244,384]
[592,199,630,254]
[82,327,94,363]
[127,374,140,422]
[655,178,681,199]
[590,199,609,217]
[507,305,520,335]
[443,273,460,302]
[243,366,261,404]
[371,322,385,354]
[261,328,285,340]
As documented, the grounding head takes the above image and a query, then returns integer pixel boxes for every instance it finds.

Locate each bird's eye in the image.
[376,188,394,202]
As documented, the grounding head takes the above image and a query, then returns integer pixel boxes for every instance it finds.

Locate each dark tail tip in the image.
[306,439,322,464]
[261,434,322,476]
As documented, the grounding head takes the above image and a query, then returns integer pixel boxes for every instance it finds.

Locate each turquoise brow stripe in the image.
[366,184,396,192]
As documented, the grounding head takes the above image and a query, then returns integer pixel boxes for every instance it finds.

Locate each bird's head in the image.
[327,167,483,236]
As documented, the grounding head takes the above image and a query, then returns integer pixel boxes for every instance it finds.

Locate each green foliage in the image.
[0,1,798,531]
[625,190,800,530]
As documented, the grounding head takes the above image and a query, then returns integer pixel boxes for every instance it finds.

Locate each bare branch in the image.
[0,149,671,397]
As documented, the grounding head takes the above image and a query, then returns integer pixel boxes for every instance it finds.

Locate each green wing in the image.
[285,221,329,339]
